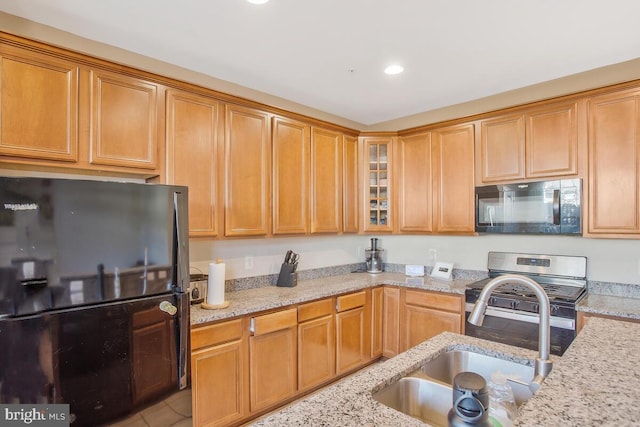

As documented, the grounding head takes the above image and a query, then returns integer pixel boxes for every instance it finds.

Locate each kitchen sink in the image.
[373,376,452,426]
[420,350,535,406]
[373,350,537,426]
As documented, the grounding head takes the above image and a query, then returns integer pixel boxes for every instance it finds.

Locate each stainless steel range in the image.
[465,252,587,356]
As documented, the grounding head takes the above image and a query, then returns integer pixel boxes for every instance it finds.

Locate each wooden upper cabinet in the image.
[272,116,310,235]
[479,114,525,182]
[310,127,342,234]
[166,90,221,237]
[432,123,475,233]
[526,102,578,178]
[587,89,640,235]
[224,104,271,237]
[342,135,359,233]
[0,46,79,162]
[361,136,394,232]
[478,101,578,184]
[396,132,433,233]
[90,69,158,170]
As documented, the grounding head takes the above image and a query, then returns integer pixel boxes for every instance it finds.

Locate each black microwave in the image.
[475,179,581,235]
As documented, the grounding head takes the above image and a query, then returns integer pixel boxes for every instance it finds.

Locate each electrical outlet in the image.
[427,249,437,266]
[244,256,254,270]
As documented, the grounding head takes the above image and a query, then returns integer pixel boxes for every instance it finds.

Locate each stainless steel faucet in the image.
[467,274,553,391]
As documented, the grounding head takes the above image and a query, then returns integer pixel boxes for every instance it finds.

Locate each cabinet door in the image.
[382,287,400,358]
[192,339,248,427]
[191,319,248,427]
[342,135,359,233]
[90,69,158,170]
[587,90,640,235]
[432,123,475,233]
[166,90,221,237]
[225,104,271,236]
[361,136,393,232]
[249,326,297,412]
[400,290,463,352]
[310,127,342,233]
[298,314,335,392]
[401,305,461,351]
[335,306,368,375]
[479,114,525,183]
[526,102,578,178]
[272,116,310,235]
[0,47,79,162]
[370,287,383,358]
[396,132,432,232]
[131,313,174,406]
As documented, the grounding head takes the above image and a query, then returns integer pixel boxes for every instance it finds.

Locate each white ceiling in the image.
[1,0,640,126]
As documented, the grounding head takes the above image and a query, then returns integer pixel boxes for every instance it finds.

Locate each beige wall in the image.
[190,234,640,285]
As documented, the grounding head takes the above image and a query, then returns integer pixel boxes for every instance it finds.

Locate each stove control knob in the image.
[551,305,559,315]
[510,300,519,310]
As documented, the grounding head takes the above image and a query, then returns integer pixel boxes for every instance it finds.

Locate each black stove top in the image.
[466,277,585,303]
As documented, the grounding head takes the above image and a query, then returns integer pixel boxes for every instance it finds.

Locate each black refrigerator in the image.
[0,177,191,426]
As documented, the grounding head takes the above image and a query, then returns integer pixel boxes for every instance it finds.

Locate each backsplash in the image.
[587,281,640,299]
[222,263,487,292]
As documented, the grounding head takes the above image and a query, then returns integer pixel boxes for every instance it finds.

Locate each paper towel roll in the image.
[207,260,226,305]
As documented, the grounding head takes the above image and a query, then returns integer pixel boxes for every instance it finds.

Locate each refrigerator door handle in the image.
[174,190,191,391]
[173,190,190,293]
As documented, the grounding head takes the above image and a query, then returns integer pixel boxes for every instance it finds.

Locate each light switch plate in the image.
[405,265,425,277]
[430,261,454,281]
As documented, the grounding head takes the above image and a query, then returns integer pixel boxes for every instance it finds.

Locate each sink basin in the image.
[420,350,535,406]
[373,350,538,426]
[373,376,452,426]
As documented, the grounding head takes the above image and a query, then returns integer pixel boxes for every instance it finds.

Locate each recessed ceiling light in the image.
[384,64,404,75]
[247,0,269,4]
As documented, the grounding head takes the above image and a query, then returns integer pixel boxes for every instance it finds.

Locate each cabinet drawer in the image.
[336,291,366,312]
[404,290,461,312]
[298,298,334,322]
[250,308,297,336]
[191,318,243,350]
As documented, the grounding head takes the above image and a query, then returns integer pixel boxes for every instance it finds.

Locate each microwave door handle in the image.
[552,189,561,225]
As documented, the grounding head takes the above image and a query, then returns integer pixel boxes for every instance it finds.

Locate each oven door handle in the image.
[552,189,561,225]
[465,303,575,330]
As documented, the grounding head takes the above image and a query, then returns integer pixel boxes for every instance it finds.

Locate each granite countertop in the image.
[577,293,640,320]
[190,272,473,326]
[250,317,640,426]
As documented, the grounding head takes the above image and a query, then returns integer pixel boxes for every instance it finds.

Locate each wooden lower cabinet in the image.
[191,319,248,427]
[399,289,464,352]
[131,308,175,406]
[249,308,298,412]
[297,298,335,391]
[190,286,465,426]
[382,287,401,358]
[370,287,383,358]
[335,290,371,375]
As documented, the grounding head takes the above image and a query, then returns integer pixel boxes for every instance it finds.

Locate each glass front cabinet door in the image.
[361,136,393,232]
